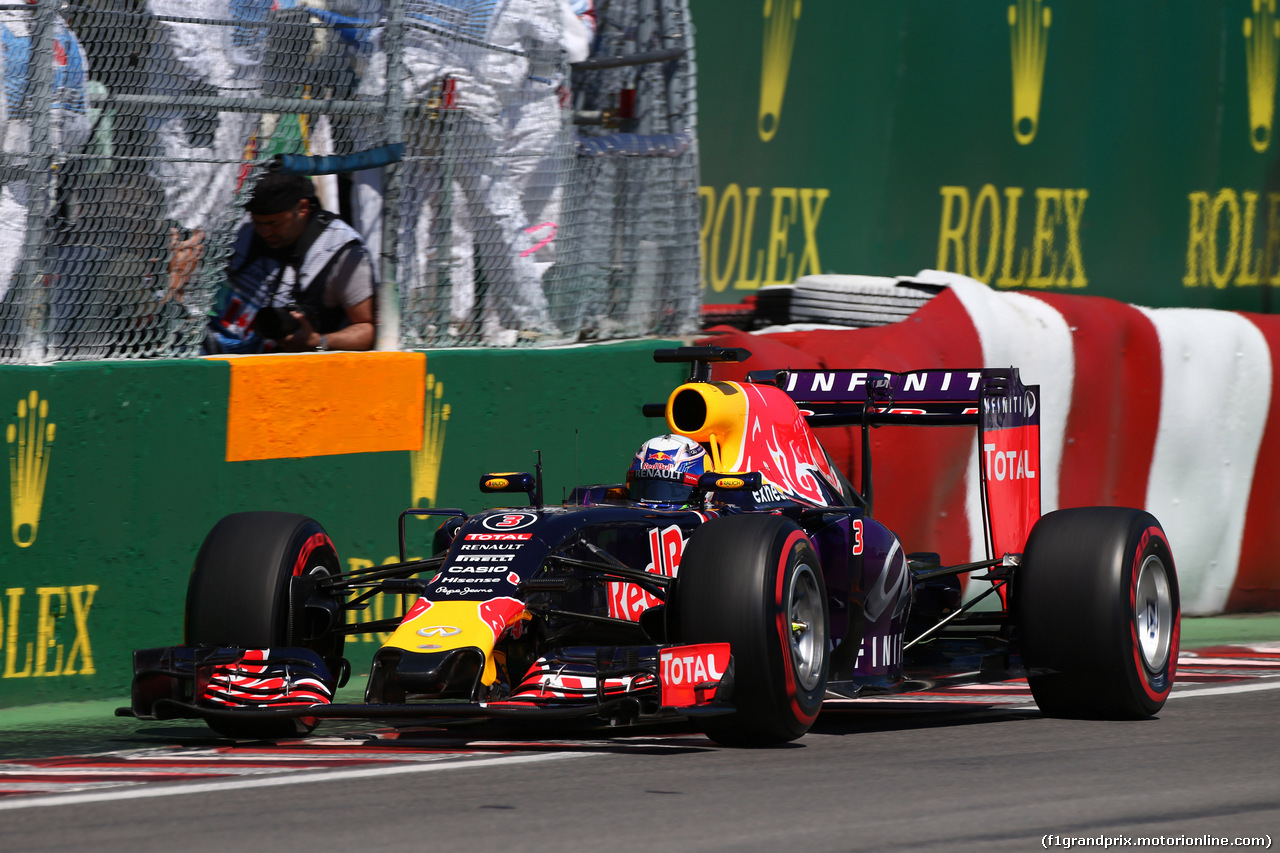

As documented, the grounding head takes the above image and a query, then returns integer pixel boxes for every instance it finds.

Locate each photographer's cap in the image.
[246,173,317,215]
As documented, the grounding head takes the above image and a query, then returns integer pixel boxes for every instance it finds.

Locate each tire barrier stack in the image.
[703,271,1280,615]
[779,275,945,328]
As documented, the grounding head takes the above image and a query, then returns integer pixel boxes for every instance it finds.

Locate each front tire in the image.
[1013,507,1180,719]
[186,512,345,738]
[675,514,828,745]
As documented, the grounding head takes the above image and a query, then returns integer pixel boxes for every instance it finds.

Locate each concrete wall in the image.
[0,342,684,708]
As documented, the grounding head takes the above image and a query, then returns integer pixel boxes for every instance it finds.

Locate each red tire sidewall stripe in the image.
[1129,526,1176,702]
[774,529,819,725]
[293,532,335,577]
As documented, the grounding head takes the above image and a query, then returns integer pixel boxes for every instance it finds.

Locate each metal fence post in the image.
[378,0,407,351]
[15,0,56,362]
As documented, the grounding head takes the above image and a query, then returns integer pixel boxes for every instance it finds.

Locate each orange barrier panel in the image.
[215,352,426,461]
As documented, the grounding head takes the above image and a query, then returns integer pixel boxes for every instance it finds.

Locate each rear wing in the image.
[750,367,1041,558]
[748,368,990,426]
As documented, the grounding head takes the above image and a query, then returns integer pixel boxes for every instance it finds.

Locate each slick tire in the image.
[186,512,344,738]
[1013,507,1180,719]
[675,514,828,745]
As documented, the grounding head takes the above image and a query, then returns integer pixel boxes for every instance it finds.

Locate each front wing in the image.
[119,643,736,727]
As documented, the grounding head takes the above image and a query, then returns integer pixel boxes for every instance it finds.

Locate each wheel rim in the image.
[1135,553,1173,672]
[787,562,825,692]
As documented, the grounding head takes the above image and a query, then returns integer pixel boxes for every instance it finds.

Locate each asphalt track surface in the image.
[0,643,1277,852]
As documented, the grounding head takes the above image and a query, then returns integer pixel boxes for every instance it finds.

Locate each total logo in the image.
[481,512,537,532]
[660,645,726,684]
[658,643,730,707]
[982,443,1037,481]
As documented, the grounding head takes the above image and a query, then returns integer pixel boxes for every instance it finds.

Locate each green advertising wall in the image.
[0,343,684,708]
[693,0,1280,313]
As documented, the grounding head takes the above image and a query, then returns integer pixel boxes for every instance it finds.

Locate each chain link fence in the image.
[0,0,699,361]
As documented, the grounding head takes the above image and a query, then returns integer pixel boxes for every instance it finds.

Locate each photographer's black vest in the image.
[228,210,368,334]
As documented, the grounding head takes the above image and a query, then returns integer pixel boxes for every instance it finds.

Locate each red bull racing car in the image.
[122,347,1180,745]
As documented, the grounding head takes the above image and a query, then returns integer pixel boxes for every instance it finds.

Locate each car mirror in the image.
[479,472,537,497]
[696,472,763,491]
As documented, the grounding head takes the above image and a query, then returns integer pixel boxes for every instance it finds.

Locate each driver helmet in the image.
[626,434,708,508]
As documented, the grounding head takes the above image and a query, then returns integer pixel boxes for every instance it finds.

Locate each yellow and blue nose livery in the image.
[381,597,530,687]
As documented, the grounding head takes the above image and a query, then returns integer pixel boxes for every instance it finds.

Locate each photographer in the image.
[203,173,376,354]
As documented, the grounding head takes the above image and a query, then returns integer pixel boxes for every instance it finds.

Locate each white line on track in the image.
[970,676,1280,712]
[0,751,588,812]
[1167,677,1280,699]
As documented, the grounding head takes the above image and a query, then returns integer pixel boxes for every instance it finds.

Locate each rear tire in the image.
[1013,507,1180,719]
[186,512,344,738]
[675,514,828,745]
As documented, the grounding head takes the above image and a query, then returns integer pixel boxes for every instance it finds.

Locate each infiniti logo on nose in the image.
[417,625,461,638]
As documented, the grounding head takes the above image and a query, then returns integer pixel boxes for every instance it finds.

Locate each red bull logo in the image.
[402,598,432,623]
[608,524,686,621]
[478,597,527,643]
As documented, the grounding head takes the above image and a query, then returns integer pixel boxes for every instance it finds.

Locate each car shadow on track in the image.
[3,705,1091,762]
[114,718,721,756]
[808,703,1045,738]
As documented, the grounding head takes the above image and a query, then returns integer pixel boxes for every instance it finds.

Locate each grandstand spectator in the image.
[363,0,557,345]
[57,0,268,327]
[0,4,92,308]
[413,0,592,339]
[147,0,270,297]
[204,173,376,354]
[311,0,385,276]
[46,168,170,359]
[499,0,595,275]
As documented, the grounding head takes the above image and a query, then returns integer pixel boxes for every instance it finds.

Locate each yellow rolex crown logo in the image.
[758,0,802,142]
[1245,0,1280,152]
[410,374,450,509]
[7,391,55,548]
[1008,0,1051,145]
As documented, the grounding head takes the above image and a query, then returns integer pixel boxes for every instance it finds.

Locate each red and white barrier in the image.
[704,271,1280,614]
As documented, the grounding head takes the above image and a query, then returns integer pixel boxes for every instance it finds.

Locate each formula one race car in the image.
[123,347,1180,745]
